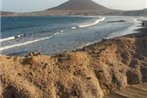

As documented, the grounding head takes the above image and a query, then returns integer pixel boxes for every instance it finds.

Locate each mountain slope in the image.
[47,0,116,15]
[50,0,109,11]
[0,11,15,16]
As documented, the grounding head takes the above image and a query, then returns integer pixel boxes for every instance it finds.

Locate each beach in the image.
[0,16,141,55]
[0,21,147,98]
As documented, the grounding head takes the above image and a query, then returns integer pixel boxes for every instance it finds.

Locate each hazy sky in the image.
[1,0,147,12]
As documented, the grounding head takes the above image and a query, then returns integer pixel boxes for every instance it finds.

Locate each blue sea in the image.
[0,16,141,55]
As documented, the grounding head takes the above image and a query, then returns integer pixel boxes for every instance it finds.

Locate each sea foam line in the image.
[71,26,77,30]
[78,17,105,28]
[0,34,24,42]
[0,36,15,42]
[0,32,60,51]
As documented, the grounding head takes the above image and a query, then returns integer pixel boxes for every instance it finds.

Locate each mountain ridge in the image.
[47,0,119,15]
[49,0,109,11]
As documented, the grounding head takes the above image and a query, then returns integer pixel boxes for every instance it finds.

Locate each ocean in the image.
[0,16,141,55]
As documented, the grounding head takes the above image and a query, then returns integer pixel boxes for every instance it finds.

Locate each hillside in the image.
[50,0,107,10]
[48,0,147,16]
[0,11,15,16]
[121,8,146,16]
[47,0,120,15]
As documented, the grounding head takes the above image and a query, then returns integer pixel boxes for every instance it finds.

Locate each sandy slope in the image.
[0,31,147,98]
[104,83,147,98]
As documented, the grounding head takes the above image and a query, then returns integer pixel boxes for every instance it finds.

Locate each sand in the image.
[0,22,147,98]
[104,83,147,98]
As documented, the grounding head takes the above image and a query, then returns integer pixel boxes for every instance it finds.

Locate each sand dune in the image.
[0,26,147,98]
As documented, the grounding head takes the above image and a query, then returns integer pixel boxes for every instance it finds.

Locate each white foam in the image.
[0,36,15,42]
[78,42,93,49]
[78,17,105,28]
[60,30,64,33]
[73,41,96,51]
[54,32,60,35]
[0,32,60,51]
[71,26,77,30]
[0,34,24,42]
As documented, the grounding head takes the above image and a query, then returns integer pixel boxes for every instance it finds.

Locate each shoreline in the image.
[0,21,147,98]
[0,16,143,56]
[1,16,138,56]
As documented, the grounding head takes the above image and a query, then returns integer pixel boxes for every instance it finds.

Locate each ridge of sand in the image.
[0,32,147,98]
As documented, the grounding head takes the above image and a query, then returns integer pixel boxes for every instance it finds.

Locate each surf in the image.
[78,17,105,28]
[0,36,15,42]
[0,34,24,42]
[0,32,60,51]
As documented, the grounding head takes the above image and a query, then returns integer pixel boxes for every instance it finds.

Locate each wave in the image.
[0,32,60,51]
[78,17,106,28]
[71,26,77,30]
[0,36,15,42]
[78,42,93,49]
[0,34,24,42]
[60,30,64,33]
[72,41,97,51]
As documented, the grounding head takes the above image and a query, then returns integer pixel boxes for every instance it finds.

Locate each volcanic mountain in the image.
[47,0,118,15]
[50,0,108,11]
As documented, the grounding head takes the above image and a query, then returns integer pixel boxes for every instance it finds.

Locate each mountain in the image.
[1,0,120,16]
[119,8,147,16]
[48,0,147,16]
[47,0,119,15]
[143,9,147,15]
[0,11,15,16]
[50,0,108,11]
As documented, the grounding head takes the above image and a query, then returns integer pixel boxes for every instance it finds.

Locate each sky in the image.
[1,0,147,12]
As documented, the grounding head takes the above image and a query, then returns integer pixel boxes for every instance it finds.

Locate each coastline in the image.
[0,21,147,98]
[1,16,138,56]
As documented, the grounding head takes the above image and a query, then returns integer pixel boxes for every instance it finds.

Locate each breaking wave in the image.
[0,32,60,51]
[78,17,105,28]
[0,34,25,42]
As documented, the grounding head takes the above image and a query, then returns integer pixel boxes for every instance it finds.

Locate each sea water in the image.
[0,16,141,55]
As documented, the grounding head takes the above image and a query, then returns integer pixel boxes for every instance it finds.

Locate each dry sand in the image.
[0,22,147,98]
[104,83,147,98]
